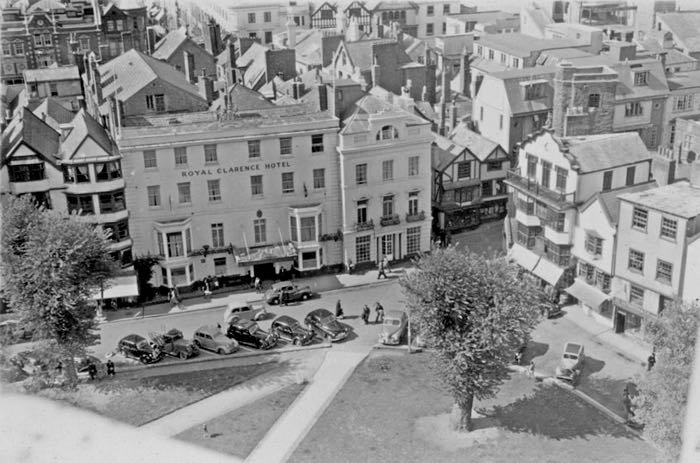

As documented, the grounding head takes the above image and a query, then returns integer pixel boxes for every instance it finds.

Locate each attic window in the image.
[634,71,648,86]
[377,125,399,141]
[525,83,545,100]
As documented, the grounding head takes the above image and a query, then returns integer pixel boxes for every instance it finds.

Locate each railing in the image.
[405,211,426,223]
[506,169,575,207]
[380,214,401,227]
[355,220,374,232]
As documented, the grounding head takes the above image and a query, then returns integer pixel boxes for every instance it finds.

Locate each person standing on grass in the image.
[647,350,656,371]
[106,359,115,377]
[528,360,535,378]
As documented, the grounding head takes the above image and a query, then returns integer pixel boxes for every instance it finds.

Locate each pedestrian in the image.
[528,360,535,378]
[169,287,177,307]
[347,258,355,274]
[254,277,261,292]
[647,350,656,372]
[88,362,97,380]
[281,289,289,306]
[335,299,344,319]
[383,256,390,272]
[375,302,384,324]
[622,387,635,422]
[106,359,115,377]
[362,304,370,325]
[202,423,209,439]
[203,278,212,301]
[377,261,387,280]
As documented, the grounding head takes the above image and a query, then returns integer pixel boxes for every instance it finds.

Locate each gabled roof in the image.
[618,180,700,219]
[311,1,336,15]
[27,0,64,12]
[448,122,502,162]
[1,107,60,166]
[99,49,205,112]
[485,67,557,115]
[152,27,189,60]
[371,1,418,12]
[60,109,116,160]
[580,181,658,225]
[227,84,275,111]
[342,39,411,72]
[658,12,700,53]
[559,132,651,174]
[236,42,270,90]
[340,93,426,135]
[32,98,76,131]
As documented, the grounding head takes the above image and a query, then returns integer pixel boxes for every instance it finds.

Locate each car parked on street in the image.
[555,342,585,383]
[304,308,348,342]
[271,315,315,346]
[223,301,265,324]
[265,282,314,305]
[225,317,278,349]
[150,329,199,360]
[117,334,164,364]
[193,325,239,354]
[378,310,408,345]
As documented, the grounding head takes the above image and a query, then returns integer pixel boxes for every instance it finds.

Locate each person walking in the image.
[254,277,262,293]
[88,362,97,381]
[362,305,370,325]
[281,289,290,306]
[335,300,344,319]
[377,261,387,280]
[106,359,115,377]
[203,277,212,301]
[528,360,535,378]
[647,350,656,372]
[375,302,385,324]
[202,423,209,439]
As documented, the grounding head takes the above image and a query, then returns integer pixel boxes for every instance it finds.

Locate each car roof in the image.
[308,308,332,317]
[232,319,256,329]
[564,342,583,353]
[165,328,182,336]
[385,310,406,319]
[121,334,146,343]
[273,315,299,325]
[271,282,293,290]
[196,325,221,335]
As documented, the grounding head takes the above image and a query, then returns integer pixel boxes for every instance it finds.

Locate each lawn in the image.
[290,352,658,463]
[176,382,307,458]
[38,362,279,426]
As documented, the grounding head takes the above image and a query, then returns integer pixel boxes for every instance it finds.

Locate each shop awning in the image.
[235,242,297,266]
[508,243,540,271]
[90,274,139,300]
[565,278,611,309]
[531,258,565,287]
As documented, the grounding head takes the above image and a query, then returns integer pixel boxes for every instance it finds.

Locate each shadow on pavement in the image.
[579,356,606,382]
[577,375,636,418]
[523,341,549,363]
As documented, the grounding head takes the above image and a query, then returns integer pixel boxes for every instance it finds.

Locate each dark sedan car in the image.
[304,308,348,342]
[265,283,314,305]
[117,334,164,364]
[271,315,315,346]
[225,317,278,349]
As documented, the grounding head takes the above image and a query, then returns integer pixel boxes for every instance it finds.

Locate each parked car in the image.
[117,334,164,364]
[271,315,315,346]
[193,325,239,354]
[226,317,278,349]
[223,301,265,324]
[74,355,106,380]
[265,282,313,305]
[151,329,199,359]
[378,310,408,345]
[555,342,585,383]
[304,308,348,342]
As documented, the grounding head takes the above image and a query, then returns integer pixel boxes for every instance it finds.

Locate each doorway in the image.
[253,263,276,281]
[614,311,626,333]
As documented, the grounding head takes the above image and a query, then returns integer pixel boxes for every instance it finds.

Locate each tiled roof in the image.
[99,49,204,112]
[610,59,669,100]
[60,109,116,160]
[27,0,64,12]
[370,1,418,11]
[448,122,500,162]
[658,12,700,53]
[485,67,556,115]
[476,33,587,58]
[236,42,270,90]
[340,93,426,135]
[152,27,189,60]
[227,84,275,111]
[343,39,411,72]
[23,65,79,82]
[432,138,457,171]
[618,180,700,218]
[559,132,651,174]
[32,98,76,131]
[1,107,60,166]
[667,69,700,91]
[585,181,658,224]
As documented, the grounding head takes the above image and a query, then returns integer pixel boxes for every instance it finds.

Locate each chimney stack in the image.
[458,46,471,97]
[184,50,196,83]
[146,27,157,55]
[197,69,214,103]
[371,53,380,88]
[450,99,458,132]
[286,12,296,49]
[205,19,222,56]
[439,66,450,135]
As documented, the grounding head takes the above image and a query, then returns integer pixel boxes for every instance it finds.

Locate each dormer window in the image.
[525,83,544,100]
[377,125,399,141]
[634,71,649,86]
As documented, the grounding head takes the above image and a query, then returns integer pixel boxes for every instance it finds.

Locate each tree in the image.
[1,195,117,385]
[133,254,160,302]
[633,299,700,461]
[400,247,550,431]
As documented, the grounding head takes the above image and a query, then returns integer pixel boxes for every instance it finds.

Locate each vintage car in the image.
[270,315,315,346]
[225,317,278,349]
[378,310,408,345]
[117,334,164,364]
[193,325,239,354]
[265,282,314,305]
[223,301,265,324]
[150,329,199,360]
[555,342,585,383]
[304,308,348,342]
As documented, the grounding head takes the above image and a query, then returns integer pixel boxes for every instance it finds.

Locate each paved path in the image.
[246,351,368,463]
[140,350,326,437]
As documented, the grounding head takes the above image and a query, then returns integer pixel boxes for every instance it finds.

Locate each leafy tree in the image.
[633,299,700,461]
[1,195,117,385]
[133,254,160,302]
[400,247,549,431]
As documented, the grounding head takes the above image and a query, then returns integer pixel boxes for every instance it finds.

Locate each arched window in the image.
[376,125,399,141]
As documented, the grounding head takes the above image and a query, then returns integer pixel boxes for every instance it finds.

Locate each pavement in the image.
[246,351,368,463]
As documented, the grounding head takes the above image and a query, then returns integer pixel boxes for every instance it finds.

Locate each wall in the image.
[576,161,651,202]
[573,200,616,274]
[683,237,700,302]
[473,76,511,153]
[125,79,208,117]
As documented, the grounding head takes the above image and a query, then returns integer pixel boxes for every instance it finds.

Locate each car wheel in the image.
[139,355,150,364]
[217,348,225,355]
[293,338,301,346]
[193,340,201,348]
[179,351,188,360]
[272,297,279,305]
[301,293,309,301]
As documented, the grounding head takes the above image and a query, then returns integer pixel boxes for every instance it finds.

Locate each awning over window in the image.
[90,273,139,300]
[565,278,611,309]
[508,243,540,271]
[235,242,297,266]
[531,258,565,287]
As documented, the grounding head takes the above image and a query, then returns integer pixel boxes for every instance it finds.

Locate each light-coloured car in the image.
[223,301,265,324]
[193,325,239,354]
[556,342,585,383]
[379,310,408,345]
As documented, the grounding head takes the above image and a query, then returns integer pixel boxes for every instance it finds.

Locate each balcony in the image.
[506,169,575,209]
[405,211,426,223]
[380,214,401,227]
[355,220,374,232]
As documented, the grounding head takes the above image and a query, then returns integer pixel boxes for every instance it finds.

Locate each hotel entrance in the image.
[253,263,276,281]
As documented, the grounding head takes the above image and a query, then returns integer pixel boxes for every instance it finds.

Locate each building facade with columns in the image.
[116,103,342,288]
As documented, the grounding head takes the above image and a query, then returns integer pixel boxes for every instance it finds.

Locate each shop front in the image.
[612,298,647,335]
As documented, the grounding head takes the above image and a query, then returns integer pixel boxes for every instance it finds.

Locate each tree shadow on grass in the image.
[577,375,637,418]
[486,383,640,440]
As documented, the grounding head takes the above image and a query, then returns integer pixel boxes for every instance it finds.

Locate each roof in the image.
[60,109,116,160]
[0,107,60,166]
[658,12,700,53]
[448,122,501,162]
[227,84,275,111]
[99,49,205,113]
[340,93,427,135]
[236,42,270,89]
[152,28,189,60]
[559,132,651,173]
[432,141,456,172]
[486,67,557,115]
[26,0,64,12]
[371,1,418,11]
[448,10,519,24]
[32,98,76,131]
[23,66,79,83]
[342,39,411,72]
[667,69,700,91]
[618,180,700,219]
[582,181,658,224]
[475,33,587,58]
[610,59,669,100]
